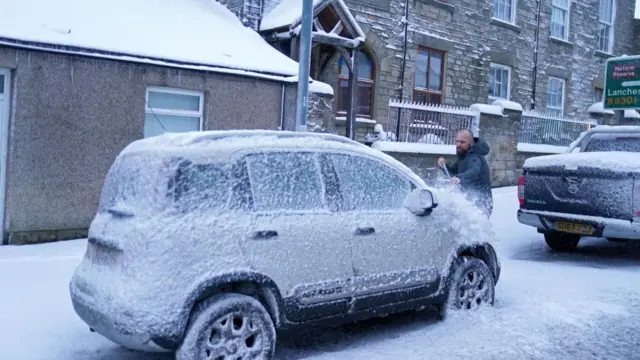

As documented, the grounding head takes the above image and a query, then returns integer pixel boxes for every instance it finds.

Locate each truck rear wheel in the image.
[544,232,580,252]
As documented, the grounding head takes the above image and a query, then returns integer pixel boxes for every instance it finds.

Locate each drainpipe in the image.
[280,83,286,130]
[395,0,410,139]
[531,0,542,110]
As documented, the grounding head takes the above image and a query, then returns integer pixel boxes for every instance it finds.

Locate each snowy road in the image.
[2,187,640,360]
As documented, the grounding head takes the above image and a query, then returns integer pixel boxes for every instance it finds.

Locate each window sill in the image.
[335,115,377,125]
[414,0,455,14]
[549,37,573,47]
[594,50,615,59]
[488,96,510,104]
[490,18,521,33]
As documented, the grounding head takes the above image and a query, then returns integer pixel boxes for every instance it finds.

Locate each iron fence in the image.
[387,99,479,145]
[519,110,594,147]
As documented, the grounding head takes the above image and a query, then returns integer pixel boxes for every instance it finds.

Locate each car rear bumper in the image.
[517,209,640,240]
[69,273,171,353]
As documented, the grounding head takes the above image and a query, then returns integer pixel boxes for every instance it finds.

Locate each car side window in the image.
[328,153,413,211]
[245,152,325,212]
[172,160,231,211]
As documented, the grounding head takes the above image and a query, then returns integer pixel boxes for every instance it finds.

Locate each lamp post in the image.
[294,0,314,132]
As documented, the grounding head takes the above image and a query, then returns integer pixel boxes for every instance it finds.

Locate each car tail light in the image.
[633,179,640,218]
[517,175,525,206]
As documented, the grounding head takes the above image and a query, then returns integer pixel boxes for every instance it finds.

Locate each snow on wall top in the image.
[309,79,334,95]
[0,0,300,79]
[586,102,615,115]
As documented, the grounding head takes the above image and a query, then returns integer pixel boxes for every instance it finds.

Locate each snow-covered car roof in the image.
[0,0,300,81]
[567,125,640,152]
[122,130,428,188]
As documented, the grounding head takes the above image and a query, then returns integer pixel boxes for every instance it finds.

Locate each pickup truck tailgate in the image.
[523,166,635,220]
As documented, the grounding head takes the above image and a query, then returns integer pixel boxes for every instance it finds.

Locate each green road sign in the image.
[603,55,640,110]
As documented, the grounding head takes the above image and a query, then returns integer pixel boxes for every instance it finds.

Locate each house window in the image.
[337,50,375,118]
[413,48,444,104]
[597,0,614,53]
[594,87,604,102]
[488,63,511,101]
[547,77,565,117]
[144,87,204,138]
[493,0,515,23]
[550,0,570,40]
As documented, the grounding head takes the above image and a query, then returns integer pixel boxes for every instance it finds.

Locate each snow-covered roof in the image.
[261,0,325,31]
[0,0,301,81]
[260,0,366,39]
[122,129,427,187]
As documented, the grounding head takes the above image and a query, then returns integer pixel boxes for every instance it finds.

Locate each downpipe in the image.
[279,83,285,130]
[395,0,410,138]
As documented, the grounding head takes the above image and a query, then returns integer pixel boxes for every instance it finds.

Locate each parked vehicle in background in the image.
[517,126,640,252]
[69,130,501,360]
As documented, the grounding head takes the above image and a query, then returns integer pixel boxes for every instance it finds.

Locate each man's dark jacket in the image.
[445,137,493,217]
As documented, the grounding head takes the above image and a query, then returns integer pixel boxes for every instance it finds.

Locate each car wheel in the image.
[544,231,580,252]
[176,293,276,360]
[441,256,495,317]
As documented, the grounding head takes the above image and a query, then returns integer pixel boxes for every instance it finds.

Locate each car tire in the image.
[176,293,276,360]
[544,232,580,252]
[440,256,495,318]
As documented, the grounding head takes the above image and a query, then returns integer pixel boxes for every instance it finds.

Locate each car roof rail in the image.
[186,130,366,148]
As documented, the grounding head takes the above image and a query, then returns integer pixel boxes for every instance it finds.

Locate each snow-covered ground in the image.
[1,186,639,360]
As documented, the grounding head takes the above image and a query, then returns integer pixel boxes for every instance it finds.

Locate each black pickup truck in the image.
[517,126,640,252]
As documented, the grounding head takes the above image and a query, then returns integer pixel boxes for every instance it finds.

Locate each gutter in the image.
[395,0,410,138]
[531,0,542,110]
[0,37,295,83]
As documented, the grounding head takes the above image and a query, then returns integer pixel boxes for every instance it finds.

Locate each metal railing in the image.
[386,99,479,145]
[519,110,594,147]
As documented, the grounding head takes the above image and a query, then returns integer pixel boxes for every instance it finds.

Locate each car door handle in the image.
[251,230,279,240]
[354,227,375,236]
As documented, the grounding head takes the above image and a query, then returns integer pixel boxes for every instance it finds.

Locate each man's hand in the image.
[436,157,446,169]
[449,177,460,185]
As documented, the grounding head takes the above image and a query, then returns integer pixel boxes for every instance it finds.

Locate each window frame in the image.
[337,50,376,119]
[492,0,517,24]
[547,77,566,117]
[244,150,328,213]
[144,86,205,136]
[488,63,512,102]
[324,151,416,212]
[597,0,615,53]
[550,0,571,41]
[413,47,446,104]
[594,87,604,102]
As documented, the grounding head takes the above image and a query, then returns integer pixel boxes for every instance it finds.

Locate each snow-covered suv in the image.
[69,130,501,359]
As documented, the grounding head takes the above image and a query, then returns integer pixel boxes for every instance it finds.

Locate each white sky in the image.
[636,0,640,19]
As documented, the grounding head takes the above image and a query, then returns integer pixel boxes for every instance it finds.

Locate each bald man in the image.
[436,129,493,218]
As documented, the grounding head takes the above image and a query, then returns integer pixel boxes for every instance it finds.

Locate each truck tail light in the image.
[633,179,640,218]
[517,175,526,206]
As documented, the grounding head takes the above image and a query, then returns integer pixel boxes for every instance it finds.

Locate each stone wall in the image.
[0,46,295,244]
[362,99,612,188]
[314,0,637,133]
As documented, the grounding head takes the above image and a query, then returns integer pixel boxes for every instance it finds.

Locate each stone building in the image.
[230,0,638,130]
[0,0,308,244]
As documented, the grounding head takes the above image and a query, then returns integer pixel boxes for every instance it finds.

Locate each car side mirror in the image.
[404,188,438,216]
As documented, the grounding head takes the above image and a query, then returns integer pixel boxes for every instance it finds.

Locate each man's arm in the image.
[446,161,458,175]
[454,156,482,183]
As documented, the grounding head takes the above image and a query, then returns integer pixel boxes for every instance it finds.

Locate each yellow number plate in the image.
[556,221,593,235]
